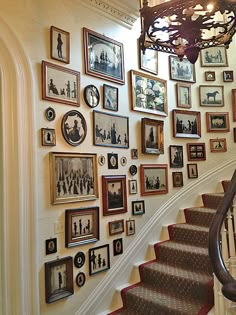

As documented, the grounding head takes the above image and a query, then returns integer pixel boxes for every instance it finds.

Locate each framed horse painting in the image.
[199,85,224,107]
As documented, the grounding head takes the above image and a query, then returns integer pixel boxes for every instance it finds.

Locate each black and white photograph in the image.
[172,109,201,139]
[113,238,123,256]
[139,45,158,75]
[50,26,70,64]
[169,55,196,83]
[199,85,224,107]
[200,46,228,67]
[88,244,110,276]
[84,85,100,108]
[132,200,145,215]
[169,145,184,168]
[103,84,118,111]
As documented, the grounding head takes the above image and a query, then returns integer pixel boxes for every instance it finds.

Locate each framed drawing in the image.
[49,152,98,204]
[113,238,123,256]
[50,26,70,64]
[129,179,137,194]
[199,85,224,107]
[103,84,118,111]
[108,219,124,236]
[139,45,158,75]
[172,109,201,139]
[176,83,192,108]
[107,153,118,169]
[200,46,228,67]
[45,256,73,303]
[169,145,183,168]
[132,200,145,215]
[75,272,86,288]
[210,138,227,152]
[187,163,198,179]
[93,110,129,149]
[172,172,183,187]
[83,28,125,85]
[140,164,168,196]
[232,89,236,121]
[45,238,57,255]
[187,143,206,161]
[126,219,135,236]
[205,71,215,81]
[169,55,196,83]
[84,85,100,108]
[42,61,80,106]
[141,117,164,155]
[223,70,234,82]
[65,207,99,248]
[88,244,110,276]
[206,112,230,132]
[130,70,167,117]
[41,128,56,146]
[102,175,127,216]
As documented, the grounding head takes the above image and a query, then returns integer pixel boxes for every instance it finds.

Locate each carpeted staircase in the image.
[108,182,229,315]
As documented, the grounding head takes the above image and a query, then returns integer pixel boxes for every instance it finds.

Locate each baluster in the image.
[213,273,220,315]
[227,213,235,258]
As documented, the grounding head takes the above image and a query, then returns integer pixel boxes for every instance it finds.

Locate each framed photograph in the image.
[129,179,137,194]
[205,71,215,81]
[130,69,167,117]
[83,28,125,85]
[172,109,201,139]
[93,110,129,149]
[141,117,164,155]
[45,238,57,255]
[234,128,236,143]
[169,55,196,83]
[50,26,70,64]
[49,152,98,204]
[65,207,99,248]
[42,60,80,106]
[232,89,236,121]
[132,200,145,215]
[176,83,192,108]
[108,219,124,236]
[172,172,183,187]
[187,143,206,161]
[84,85,100,108]
[74,252,85,268]
[140,164,168,196]
[187,163,198,179]
[200,46,228,67]
[139,46,158,75]
[113,238,123,256]
[169,145,183,168]
[75,272,86,288]
[126,219,135,236]
[107,153,118,169]
[210,138,227,152]
[131,149,138,159]
[45,256,73,303]
[45,107,56,121]
[102,175,127,216]
[206,112,230,132]
[223,70,234,82]
[41,128,56,146]
[103,84,118,111]
[199,85,224,107]
[88,244,110,276]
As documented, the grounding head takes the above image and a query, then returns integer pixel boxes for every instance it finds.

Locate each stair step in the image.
[222,180,231,192]
[184,207,216,227]
[202,193,224,209]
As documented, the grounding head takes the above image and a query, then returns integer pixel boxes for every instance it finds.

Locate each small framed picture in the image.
[113,238,123,256]
[205,71,215,81]
[75,272,86,288]
[139,45,158,75]
[50,26,70,64]
[126,219,135,236]
[98,154,105,166]
[172,172,183,187]
[129,179,137,194]
[223,70,234,82]
[210,138,227,152]
[141,117,164,155]
[187,143,206,161]
[232,89,236,122]
[200,46,228,67]
[206,112,230,132]
[187,163,198,179]
[108,219,124,236]
[103,84,118,111]
[107,153,118,169]
[140,164,168,196]
[45,107,56,121]
[169,145,183,168]
[120,156,127,166]
[45,238,57,255]
[74,252,85,268]
[84,85,100,108]
[131,149,138,159]
[88,244,110,276]
[176,83,192,108]
[234,128,236,142]
[199,85,224,107]
[172,109,201,139]
[132,200,145,215]
[41,128,56,146]
[169,55,196,83]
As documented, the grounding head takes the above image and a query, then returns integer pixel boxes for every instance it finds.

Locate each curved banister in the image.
[208,169,236,301]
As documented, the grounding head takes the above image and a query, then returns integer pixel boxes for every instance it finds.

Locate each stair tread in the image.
[186,207,216,214]
[158,240,208,254]
[172,223,209,232]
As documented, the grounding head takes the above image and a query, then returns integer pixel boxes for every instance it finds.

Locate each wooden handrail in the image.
[208,169,236,301]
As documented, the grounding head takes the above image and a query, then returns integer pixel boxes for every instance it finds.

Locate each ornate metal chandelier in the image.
[139,0,236,64]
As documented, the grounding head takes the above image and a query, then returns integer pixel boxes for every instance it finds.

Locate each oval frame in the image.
[84,84,100,108]
[45,107,56,121]
[76,272,86,288]
[129,165,137,176]
[74,251,85,268]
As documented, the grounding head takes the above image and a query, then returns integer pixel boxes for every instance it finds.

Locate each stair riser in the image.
[184,209,215,227]
[202,194,223,209]
[169,226,209,247]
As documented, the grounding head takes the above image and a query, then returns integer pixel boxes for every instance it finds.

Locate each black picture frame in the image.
[113,238,123,256]
[75,272,86,288]
[84,84,100,108]
[132,200,145,215]
[107,153,118,169]
[45,238,57,255]
[88,244,110,276]
[74,252,85,268]
[187,163,198,179]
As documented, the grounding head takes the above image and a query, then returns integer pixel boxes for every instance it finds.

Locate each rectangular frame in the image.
[108,219,124,236]
[187,163,198,179]
[129,179,137,194]
[65,207,99,248]
[132,200,145,215]
[176,83,192,108]
[113,238,123,256]
[49,152,98,204]
[126,219,135,236]
[210,138,227,152]
[45,256,73,303]
[205,71,215,81]
[50,26,70,64]
[42,60,80,106]
[223,70,234,82]
[83,27,125,85]
[41,128,56,146]
[200,46,228,67]
[199,85,224,107]
[140,164,168,196]
[88,244,110,276]
[187,143,206,161]
[141,117,164,155]
[232,89,236,122]
[206,112,230,132]
[169,145,184,168]
[130,69,167,117]
[139,42,158,75]
[103,84,118,111]
[169,55,196,83]
[234,128,236,143]
[172,109,201,139]
[172,172,183,187]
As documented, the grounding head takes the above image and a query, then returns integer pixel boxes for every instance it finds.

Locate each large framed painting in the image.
[172,109,201,139]
[169,55,196,83]
[200,46,228,67]
[140,164,168,196]
[199,85,224,107]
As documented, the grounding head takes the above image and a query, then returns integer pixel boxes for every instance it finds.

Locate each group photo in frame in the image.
[141,117,164,155]
[200,46,228,67]
[140,164,168,196]
[206,112,230,132]
[132,200,145,215]
[50,26,70,64]
[103,84,118,111]
[172,172,184,188]
[139,42,158,75]
[169,55,196,83]
[88,244,110,276]
[108,219,124,236]
[187,143,206,161]
[199,85,224,107]
[176,83,192,108]
[172,109,201,139]
[187,163,198,179]
[169,145,184,168]
[210,138,227,152]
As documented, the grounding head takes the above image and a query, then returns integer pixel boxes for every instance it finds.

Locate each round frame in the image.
[76,272,86,288]
[74,251,85,268]
[84,85,100,108]
[45,107,56,121]
[61,110,87,146]
[129,165,137,176]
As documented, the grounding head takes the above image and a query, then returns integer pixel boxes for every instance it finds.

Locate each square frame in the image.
[169,55,196,83]
[187,143,206,161]
[172,109,201,139]
[172,172,183,187]
[205,71,215,81]
[141,117,164,155]
[41,128,56,146]
[88,244,110,276]
[132,200,145,215]
[108,219,124,236]
[210,138,227,152]
[169,145,184,168]
[129,179,137,194]
[113,238,123,256]
[103,84,118,111]
[45,238,57,255]
[187,163,198,179]
[200,46,228,67]
[176,83,192,108]
[206,112,230,132]
[126,219,135,236]
[50,26,70,64]
[223,70,234,82]
[140,164,168,196]
[232,89,236,121]
[199,85,224,107]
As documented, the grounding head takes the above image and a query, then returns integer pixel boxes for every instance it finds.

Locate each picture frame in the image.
[140,164,168,196]
[199,85,224,107]
[139,45,158,75]
[49,152,98,204]
[176,83,192,108]
[65,206,99,248]
[223,70,234,82]
[129,179,137,194]
[50,26,70,64]
[120,156,127,166]
[126,219,135,236]
[103,84,118,111]
[61,110,87,146]
[41,128,56,146]
[141,117,164,155]
[45,107,56,121]
[75,272,86,288]
[107,153,118,169]
[129,165,137,176]
[232,89,236,121]
[187,143,206,161]
[98,154,105,166]
[74,252,85,268]
[93,110,129,149]
[113,238,123,256]
[169,55,196,83]
[131,149,138,159]
[132,200,145,215]
[210,138,227,152]
[102,175,127,216]
[187,163,198,179]
[83,27,125,85]
[45,256,74,303]
[172,172,183,187]
[172,109,201,139]
[206,112,230,132]
[205,71,215,81]
[234,128,236,143]
[130,69,168,117]
[88,244,110,276]
[45,238,57,255]
[42,60,80,106]
[169,145,184,168]
[200,46,228,67]
[84,85,100,108]
[108,219,124,236]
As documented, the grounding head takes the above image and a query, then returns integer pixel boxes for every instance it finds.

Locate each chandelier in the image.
[139,0,236,64]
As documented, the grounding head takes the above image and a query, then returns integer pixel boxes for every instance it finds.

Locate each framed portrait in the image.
[199,85,224,107]
[126,219,135,236]
[172,109,201,139]
[107,153,118,169]
[84,85,100,108]
[83,28,125,85]
[139,45,158,75]
[42,60,80,106]
[93,110,129,149]
[187,143,206,161]
[169,145,183,168]
[45,107,56,121]
[50,26,70,64]
[129,165,137,176]
[49,152,98,204]
[45,256,74,303]
[129,179,137,194]
[200,46,228,67]
[61,110,87,146]
[140,164,168,196]
[176,83,192,108]
[130,69,167,117]
[75,272,86,288]
[206,112,230,132]
[113,238,123,256]
[74,252,85,268]
[232,89,236,121]
[65,207,99,248]
[88,244,110,276]
[102,175,127,216]
[223,70,234,82]
[205,71,215,81]
[98,154,105,166]
[172,172,183,187]
[210,138,227,152]
[41,128,56,146]
[131,149,138,159]
[187,163,198,179]
[108,219,124,236]
[169,55,196,83]
[234,128,236,143]
[141,117,164,155]
[103,84,118,111]
[45,238,57,255]
[120,156,127,166]
[132,200,145,215]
